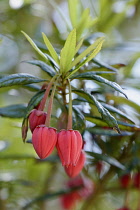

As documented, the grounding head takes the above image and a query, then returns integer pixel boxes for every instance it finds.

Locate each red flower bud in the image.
[117,207,130,210]
[120,174,131,188]
[133,172,140,189]
[57,130,83,166]
[32,125,57,159]
[61,176,94,209]
[61,191,81,210]
[29,109,47,133]
[64,151,86,178]
[96,161,104,174]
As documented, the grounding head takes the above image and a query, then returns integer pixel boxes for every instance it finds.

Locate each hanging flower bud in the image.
[116,207,130,210]
[133,172,140,189]
[32,125,57,159]
[61,191,81,210]
[61,176,94,210]
[64,151,86,178]
[29,109,47,133]
[57,129,83,166]
[119,174,131,188]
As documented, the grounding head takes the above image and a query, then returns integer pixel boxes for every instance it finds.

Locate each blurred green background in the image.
[0,0,140,209]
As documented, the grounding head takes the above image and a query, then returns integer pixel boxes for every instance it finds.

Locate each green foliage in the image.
[71,72,127,98]
[60,29,76,73]
[0,0,140,209]
[0,73,46,87]
[0,104,27,118]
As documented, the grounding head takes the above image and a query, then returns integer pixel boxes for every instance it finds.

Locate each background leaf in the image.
[87,151,125,170]
[0,104,27,118]
[0,74,46,88]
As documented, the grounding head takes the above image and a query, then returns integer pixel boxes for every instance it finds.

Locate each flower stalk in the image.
[38,74,58,111]
[45,75,60,127]
[67,79,73,130]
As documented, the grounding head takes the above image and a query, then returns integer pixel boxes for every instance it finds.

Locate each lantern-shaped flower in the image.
[32,125,57,159]
[57,129,83,166]
[29,109,47,133]
[65,151,86,178]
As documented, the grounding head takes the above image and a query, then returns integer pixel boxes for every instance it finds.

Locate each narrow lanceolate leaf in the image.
[60,29,76,73]
[23,84,41,92]
[21,31,48,61]
[0,104,27,118]
[92,58,118,72]
[102,103,134,123]
[0,74,46,88]
[66,38,104,79]
[71,72,127,98]
[85,116,140,132]
[86,127,131,136]
[72,89,120,133]
[76,8,90,40]
[68,0,78,27]
[72,106,85,131]
[25,60,55,77]
[71,37,104,68]
[87,151,125,170]
[75,39,84,55]
[106,94,140,113]
[42,33,60,65]
[25,89,45,117]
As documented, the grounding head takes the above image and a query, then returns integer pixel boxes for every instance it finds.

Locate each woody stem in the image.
[38,74,58,111]
[45,75,60,127]
[67,79,72,130]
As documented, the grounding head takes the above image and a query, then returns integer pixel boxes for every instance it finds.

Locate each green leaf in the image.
[46,54,59,71]
[25,60,55,77]
[71,72,127,98]
[72,106,85,131]
[92,58,118,72]
[25,89,45,117]
[87,151,125,170]
[71,37,104,68]
[60,29,76,73]
[68,0,78,27]
[42,33,60,65]
[75,39,84,55]
[0,74,46,88]
[72,89,120,133]
[0,104,27,118]
[76,8,90,40]
[85,116,140,132]
[23,84,41,92]
[106,94,140,112]
[117,121,140,132]
[21,31,48,61]
[87,17,98,28]
[86,127,131,136]
[102,103,134,123]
